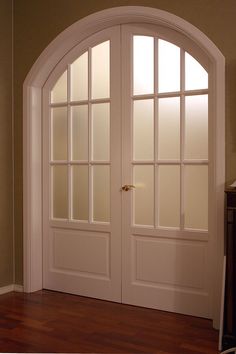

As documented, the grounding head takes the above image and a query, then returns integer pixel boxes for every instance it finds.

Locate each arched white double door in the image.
[43,24,212,318]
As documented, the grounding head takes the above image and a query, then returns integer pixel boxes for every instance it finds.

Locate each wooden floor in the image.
[0,290,219,353]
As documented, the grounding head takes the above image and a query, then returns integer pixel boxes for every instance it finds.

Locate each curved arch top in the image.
[24,6,224,88]
[23,6,225,330]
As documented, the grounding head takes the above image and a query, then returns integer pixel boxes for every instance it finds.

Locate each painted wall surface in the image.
[0,0,13,286]
[14,0,236,284]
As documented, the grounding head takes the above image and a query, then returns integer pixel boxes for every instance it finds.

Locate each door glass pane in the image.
[71,105,88,161]
[92,165,110,222]
[72,165,88,221]
[158,39,180,93]
[185,52,208,90]
[133,165,154,226]
[133,99,154,161]
[185,95,208,160]
[92,103,110,161]
[184,165,208,230]
[158,165,180,227]
[52,107,67,161]
[51,70,67,103]
[52,165,68,219]
[91,41,110,99]
[133,36,154,95]
[71,52,88,101]
[158,97,180,160]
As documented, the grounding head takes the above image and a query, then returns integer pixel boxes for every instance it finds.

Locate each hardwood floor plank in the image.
[0,290,219,353]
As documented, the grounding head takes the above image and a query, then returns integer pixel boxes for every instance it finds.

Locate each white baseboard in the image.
[14,284,24,292]
[0,284,24,295]
[0,284,14,295]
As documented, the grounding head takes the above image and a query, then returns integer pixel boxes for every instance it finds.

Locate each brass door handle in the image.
[121,184,135,191]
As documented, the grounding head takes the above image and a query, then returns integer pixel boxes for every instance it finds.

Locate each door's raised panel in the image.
[51,229,110,278]
[133,236,206,290]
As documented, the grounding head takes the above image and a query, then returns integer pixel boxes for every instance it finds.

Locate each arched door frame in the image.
[23,6,225,328]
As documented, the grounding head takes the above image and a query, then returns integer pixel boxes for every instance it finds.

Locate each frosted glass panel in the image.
[185,95,208,159]
[52,107,67,161]
[72,105,88,161]
[158,97,180,160]
[92,103,110,161]
[184,165,208,230]
[92,41,110,99]
[52,165,68,219]
[133,99,154,160]
[185,52,208,90]
[158,165,180,227]
[134,165,154,226]
[93,165,110,222]
[71,52,88,101]
[51,70,67,103]
[133,36,154,95]
[72,165,88,221]
[158,39,180,93]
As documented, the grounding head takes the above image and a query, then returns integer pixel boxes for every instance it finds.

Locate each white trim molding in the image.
[23,6,225,328]
[0,284,24,295]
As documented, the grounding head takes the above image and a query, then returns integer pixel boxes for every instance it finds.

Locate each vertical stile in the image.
[154,37,159,228]
[180,48,185,230]
[88,47,92,223]
[67,65,72,221]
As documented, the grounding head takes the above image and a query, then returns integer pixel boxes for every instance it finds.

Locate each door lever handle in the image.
[121,184,135,192]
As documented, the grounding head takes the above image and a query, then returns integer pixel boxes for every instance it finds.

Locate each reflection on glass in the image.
[184,165,208,230]
[185,52,208,90]
[52,107,67,161]
[72,105,88,161]
[185,95,208,159]
[92,165,110,222]
[158,165,180,227]
[52,165,68,219]
[158,39,180,93]
[158,97,180,160]
[71,52,88,101]
[51,70,67,103]
[133,36,154,95]
[72,165,89,221]
[92,103,110,161]
[134,165,154,226]
[133,99,154,160]
[92,41,110,99]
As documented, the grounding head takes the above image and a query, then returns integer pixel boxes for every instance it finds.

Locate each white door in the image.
[43,26,122,302]
[43,24,212,318]
[121,25,211,318]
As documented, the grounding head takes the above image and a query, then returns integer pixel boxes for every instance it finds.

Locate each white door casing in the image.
[23,6,225,328]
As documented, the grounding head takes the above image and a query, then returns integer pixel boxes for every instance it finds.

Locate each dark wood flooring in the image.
[0,290,219,353]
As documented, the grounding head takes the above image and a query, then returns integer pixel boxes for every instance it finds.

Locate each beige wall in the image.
[13,0,236,284]
[0,0,13,287]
